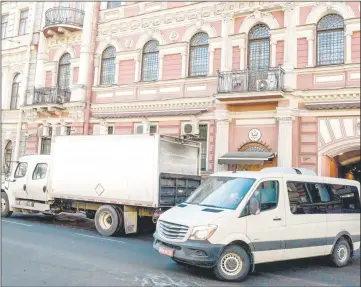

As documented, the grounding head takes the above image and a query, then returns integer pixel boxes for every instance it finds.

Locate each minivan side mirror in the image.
[249,198,260,215]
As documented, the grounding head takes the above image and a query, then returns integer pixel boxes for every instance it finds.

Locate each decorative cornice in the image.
[295,89,360,102]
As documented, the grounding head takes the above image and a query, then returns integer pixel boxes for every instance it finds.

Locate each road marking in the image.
[75,233,125,243]
[1,220,33,227]
[258,272,338,287]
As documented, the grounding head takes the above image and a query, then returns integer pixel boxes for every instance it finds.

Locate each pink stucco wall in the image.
[163,54,182,80]
[124,5,139,17]
[24,124,39,155]
[297,38,308,68]
[299,6,313,25]
[70,123,84,135]
[45,71,52,87]
[213,48,221,73]
[276,40,284,66]
[119,60,135,84]
[115,123,133,135]
[234,16,245,34]
[298,117,318,173]
[72,44,81,58]
[232,46,240,70]
[347,1,360,18]
[271,10,284,28]
[352,31,360,63]
[167,2,184,9]
[210,20,222,37]
[49,49,56,61]
[163,26,187,44]
[72,67,79,85]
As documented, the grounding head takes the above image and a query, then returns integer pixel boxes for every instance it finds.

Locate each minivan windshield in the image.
[185,176,256,210]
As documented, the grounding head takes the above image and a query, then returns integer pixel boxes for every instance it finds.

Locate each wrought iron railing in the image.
[217,67,285,93]
[44,7,84,28]
[30,86,71,105]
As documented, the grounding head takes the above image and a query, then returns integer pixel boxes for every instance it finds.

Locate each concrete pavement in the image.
[1,214,360,286]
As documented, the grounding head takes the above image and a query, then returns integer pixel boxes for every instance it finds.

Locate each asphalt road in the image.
[1,213,360,287]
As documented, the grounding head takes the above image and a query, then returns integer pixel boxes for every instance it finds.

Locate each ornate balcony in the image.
[43,7,85,37]
[29,86,71,106]
[216,67,285,101]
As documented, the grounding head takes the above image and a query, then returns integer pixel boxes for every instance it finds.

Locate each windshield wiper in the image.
[199,204,223,209]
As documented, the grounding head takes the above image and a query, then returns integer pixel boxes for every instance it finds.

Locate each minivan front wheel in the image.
[213,244,251,282]
[330,238,351,267]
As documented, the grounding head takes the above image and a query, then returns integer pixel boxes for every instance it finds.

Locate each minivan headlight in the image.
[189,225,217,240]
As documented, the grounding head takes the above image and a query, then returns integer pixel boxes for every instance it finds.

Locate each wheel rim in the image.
[99,211,113,230]
[1,198,6,213]
[337,245,348,263]
[220,253,243,276]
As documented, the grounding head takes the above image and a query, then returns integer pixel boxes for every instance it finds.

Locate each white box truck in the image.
[1,134,202,236]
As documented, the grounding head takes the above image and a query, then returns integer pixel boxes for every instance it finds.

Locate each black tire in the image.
[94,205,121,237]
[213,244,251,282]
[330,238,351,267]
[114,207,125,235]
[1,192,13,218]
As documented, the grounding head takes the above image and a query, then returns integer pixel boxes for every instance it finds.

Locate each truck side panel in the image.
[49,135,158,207]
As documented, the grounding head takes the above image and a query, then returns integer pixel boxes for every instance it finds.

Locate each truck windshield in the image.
[185,176,256,210]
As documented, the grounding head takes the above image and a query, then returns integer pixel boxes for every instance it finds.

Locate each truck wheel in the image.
[94,205,120,237]
[1,192,13,218]
[213,244,251,282]
[330,238,351,267]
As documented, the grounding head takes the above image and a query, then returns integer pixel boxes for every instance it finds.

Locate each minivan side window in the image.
[251,180,279,212]
[324,184,361,214]
[14,162,28,178]
[32,163,48,180]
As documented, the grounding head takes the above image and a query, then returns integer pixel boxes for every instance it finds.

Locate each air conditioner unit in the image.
[181,122,199,136]
[52,126,62,136]
[38,126,51,137]
[135,122,150,134]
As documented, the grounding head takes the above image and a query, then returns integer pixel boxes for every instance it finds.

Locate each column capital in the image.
[275,107,297,122]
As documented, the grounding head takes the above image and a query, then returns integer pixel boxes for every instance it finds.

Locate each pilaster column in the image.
[221,13,233,72]
[208,49,215,76]
[270,39,277,67]
[214,109,230,172]
[114,56,121,84]
[181,52,187,78]
[158,54,164,80]
[276,108,295,168]
[134,54,141,82]
[345,31,352,64]
[307,36,314,67]
[93,56,100,85]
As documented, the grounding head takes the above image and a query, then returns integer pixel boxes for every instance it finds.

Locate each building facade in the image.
[1,1,42,176]
[6,2,360,180]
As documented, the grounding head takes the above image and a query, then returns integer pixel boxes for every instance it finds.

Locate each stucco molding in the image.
[135,29,167,49]
[318,137,360,157]
[295,89,360,103]
[306,2,355,24]
[52,45,76,62]
[238,9,280,34]
[182,20,218,42]
[96,37,123,54]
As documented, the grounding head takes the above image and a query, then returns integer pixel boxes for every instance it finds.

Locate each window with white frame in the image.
[100,46,116,85]
[40,127,52,155]
[316,14,344,66]
[10,74,20,110]
[57,53,71,88]
[194,124,208,172]
[189,32,209,77]
[107,2,122,9]
[1,14,9,39]
[18,10,29,36]
[107,125,114,135]
[141,40,159,82]
[248,23,271,71]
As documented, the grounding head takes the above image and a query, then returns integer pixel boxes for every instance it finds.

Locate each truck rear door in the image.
[26,162,50,202]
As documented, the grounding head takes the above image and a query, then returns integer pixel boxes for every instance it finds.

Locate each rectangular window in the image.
[40,138,52,155]
[18,10,29,36]
[1,14,8,39]
[32,163,48,180]
[14,162,28,178]
[66,126,71,136]
[149,124,157,134]
[325,184,361,214]
[134,124,157,134]
[107,126,114,135]
[251,180,279,212]
[107,2,122,9]
[194,124,208,172]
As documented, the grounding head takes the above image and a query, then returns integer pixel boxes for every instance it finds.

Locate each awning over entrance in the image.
[218,152,276,165]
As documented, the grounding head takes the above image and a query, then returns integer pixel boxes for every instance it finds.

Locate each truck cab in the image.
[1,155,52,217]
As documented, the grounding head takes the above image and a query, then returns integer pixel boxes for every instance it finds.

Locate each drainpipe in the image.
[13,1,37,168]
[83,2,100,135]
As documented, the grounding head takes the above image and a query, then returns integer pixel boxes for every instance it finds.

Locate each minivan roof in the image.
[211,171,360,187]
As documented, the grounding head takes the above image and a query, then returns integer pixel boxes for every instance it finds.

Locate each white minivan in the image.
[153,167,360,281]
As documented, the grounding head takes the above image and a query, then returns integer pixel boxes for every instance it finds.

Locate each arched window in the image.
[317,14,344,65]
[248,24,270,71]
[100,46,116,85]
[57,53,71,88]
[141,40,159,81]
[10,74,20,110]
[189,32,209,77]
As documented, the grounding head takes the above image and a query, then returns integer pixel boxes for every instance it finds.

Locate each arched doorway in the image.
[335,150,360,182]
[3,141,13,175]
[236,142,277,171]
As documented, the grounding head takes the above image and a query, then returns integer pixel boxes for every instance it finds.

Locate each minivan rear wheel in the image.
[213,244,251,282]
[330,238,351,267]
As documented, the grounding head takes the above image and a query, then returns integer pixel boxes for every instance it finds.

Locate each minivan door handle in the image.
[23,184,27,192]
[273,216,282,221]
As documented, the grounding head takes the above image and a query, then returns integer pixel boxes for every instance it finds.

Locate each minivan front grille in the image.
[158,220,189,241]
